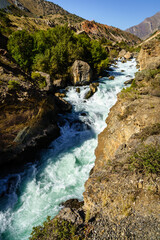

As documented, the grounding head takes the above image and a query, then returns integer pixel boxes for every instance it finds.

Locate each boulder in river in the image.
[109,76,115,80]
[118,49,127,58]
[124,51,133,60]
[71,60,93,86]
[84,82,99,99]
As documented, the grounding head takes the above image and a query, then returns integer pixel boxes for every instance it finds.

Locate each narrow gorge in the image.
[0,59,137,239]
[0,1,160,239]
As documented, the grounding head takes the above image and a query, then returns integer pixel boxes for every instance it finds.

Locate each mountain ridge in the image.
[126,11,160,40]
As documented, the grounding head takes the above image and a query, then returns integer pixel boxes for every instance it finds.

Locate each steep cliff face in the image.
[126,11,160,40]
[138,31,160,70]
[0,49,71,166]
[82,35,160,239]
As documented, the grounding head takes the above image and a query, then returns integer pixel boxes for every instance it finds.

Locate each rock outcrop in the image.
[81,36,160,239]
[74,20,141,45]
[0,49,71,166]
[138,32,160,70]
[71,60,93,86]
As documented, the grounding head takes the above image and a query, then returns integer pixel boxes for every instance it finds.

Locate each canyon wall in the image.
[82,33,160,239]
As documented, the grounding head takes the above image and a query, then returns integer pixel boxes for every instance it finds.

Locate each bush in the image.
[8,80,20,90]
[97,58,109,74]
[29,217,80,240]
[128,145,160,175]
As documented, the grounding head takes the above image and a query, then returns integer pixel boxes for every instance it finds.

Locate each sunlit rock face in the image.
[71,60,93,86]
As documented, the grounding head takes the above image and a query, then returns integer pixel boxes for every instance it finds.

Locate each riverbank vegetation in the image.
[7,25,109,78]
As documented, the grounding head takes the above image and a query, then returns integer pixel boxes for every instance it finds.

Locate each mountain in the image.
[2,0,69,16]
[75,20,140,45]
[126,11,160,40]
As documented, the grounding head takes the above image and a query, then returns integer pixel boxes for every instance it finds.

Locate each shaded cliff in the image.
[126,11,160,40]
[0,49,71,166]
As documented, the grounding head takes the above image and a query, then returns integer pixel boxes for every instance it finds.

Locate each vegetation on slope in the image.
[7,25,109,76]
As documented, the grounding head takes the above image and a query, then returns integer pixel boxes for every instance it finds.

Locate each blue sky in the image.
[51,0,160,30]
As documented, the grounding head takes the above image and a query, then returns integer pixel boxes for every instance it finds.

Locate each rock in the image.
[35,71,53,91]
[84,82,99,99]
[62,199,84,209]
[55,92,66,98]
[121,59,127,63]
[84,90,93,99]
[109,76,115,80]
[58,207,84,225]
[76,87,80,93]
[121,70,125,72]
[71,60,93,86]
[124,79,134,85]
[53,78,67,88]
[138,36,160,71]
[90,82,99,93]
[124,51,133,59]
[118,49,127,58]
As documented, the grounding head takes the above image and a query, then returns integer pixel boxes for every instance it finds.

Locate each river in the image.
[0,59,137,240]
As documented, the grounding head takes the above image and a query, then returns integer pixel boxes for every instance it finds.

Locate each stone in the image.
[55,92,66,98]
[124,51,133,59]
[76,87,81,93]
[71,60,93,86]
[35,71,52,91]
[84,82,99,99]
[124,79,134,85]
[109,76,115,80]
[118,49,126,58]
[53,78,67,88]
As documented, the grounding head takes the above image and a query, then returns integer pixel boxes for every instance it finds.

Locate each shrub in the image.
[8,80,20,90]
[29,217,80,240]
[97,58,109,74]
[128,145,160,175]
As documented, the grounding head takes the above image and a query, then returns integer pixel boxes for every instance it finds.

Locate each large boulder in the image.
[71,60,93,86]
[118,49,126,58]
[124,51,133,59]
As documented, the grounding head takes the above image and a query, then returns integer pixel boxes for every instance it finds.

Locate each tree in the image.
[7,30,34,71]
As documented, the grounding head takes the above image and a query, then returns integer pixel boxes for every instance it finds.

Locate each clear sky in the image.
[50,0,160,30]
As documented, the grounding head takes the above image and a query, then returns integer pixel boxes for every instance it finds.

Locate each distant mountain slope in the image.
[0,0,140,45]
[7,0,69,16]
[75,20,141,45]
[126,11,160,40]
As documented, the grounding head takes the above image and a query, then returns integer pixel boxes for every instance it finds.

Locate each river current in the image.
[0,59,137,240]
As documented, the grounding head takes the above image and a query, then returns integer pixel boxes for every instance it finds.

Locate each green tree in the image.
[8,30,34,71]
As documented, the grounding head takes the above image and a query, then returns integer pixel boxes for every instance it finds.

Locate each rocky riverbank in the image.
[30,32,160,240]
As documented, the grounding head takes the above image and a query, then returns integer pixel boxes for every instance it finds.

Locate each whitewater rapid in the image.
[0,59,137,240]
